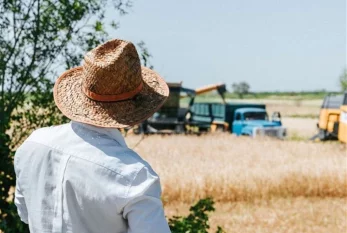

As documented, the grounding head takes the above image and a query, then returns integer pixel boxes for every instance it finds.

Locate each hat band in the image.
[82,81,143,102]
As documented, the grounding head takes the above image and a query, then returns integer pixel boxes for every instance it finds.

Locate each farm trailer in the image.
[132,82,227,135]
[187,102,287,139]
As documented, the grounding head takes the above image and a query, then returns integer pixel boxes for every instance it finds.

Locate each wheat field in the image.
[165,197,347,233]
[125,133,347,232]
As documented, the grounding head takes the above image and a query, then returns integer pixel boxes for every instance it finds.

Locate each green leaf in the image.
[95,21,103,32]
[168,197,225,233]
[110,20,119,30]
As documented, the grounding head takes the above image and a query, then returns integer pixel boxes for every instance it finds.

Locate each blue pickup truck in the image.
[188,102,287,139]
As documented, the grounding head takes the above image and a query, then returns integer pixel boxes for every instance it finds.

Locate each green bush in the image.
[169,197,225,233]
[2,197,224,232]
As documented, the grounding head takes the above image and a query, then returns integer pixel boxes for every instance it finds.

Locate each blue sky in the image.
[108,0,346,91]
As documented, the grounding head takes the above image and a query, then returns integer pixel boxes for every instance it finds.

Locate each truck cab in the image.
[232,108,286,138]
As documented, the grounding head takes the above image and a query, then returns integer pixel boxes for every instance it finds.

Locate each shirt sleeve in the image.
[14,182,29,224]
[14,147,29,224]
[122,166,171,233]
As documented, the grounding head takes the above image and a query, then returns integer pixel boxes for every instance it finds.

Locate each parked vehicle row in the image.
[132,82,286,140]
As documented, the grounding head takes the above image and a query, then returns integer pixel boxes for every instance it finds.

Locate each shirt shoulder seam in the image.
[25,140,133,182]
[124,165,146,199]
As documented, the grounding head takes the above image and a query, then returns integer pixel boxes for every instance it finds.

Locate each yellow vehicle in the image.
[313,94,344,141]
[338,94,347,143]
[195,83,227,104]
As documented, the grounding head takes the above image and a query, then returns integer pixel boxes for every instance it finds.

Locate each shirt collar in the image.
[70,121,128,147]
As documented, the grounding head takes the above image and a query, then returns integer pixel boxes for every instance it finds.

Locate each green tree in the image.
[0,0,135,231]
[232,81,250,99]
[339,68,347,92]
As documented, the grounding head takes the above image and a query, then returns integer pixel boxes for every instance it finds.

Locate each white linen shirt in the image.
[14,121,171,233]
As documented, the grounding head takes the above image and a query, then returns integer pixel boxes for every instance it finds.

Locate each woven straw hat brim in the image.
[53,66,169,128]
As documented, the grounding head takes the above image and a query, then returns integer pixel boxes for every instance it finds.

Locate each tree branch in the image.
[8,0,41,112]
[1,0,37,106]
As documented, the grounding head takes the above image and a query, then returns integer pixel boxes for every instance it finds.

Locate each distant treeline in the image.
[200,90,342,100]
[246,91,341,96]
[20,90,342,101]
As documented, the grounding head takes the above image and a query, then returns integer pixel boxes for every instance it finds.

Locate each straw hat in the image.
[53,39,169,128]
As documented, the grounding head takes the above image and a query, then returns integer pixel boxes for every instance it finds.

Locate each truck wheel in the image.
[318,129,327,141]
[132,124,142,135]
[175,125,185,134]
[216,125,224,132]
